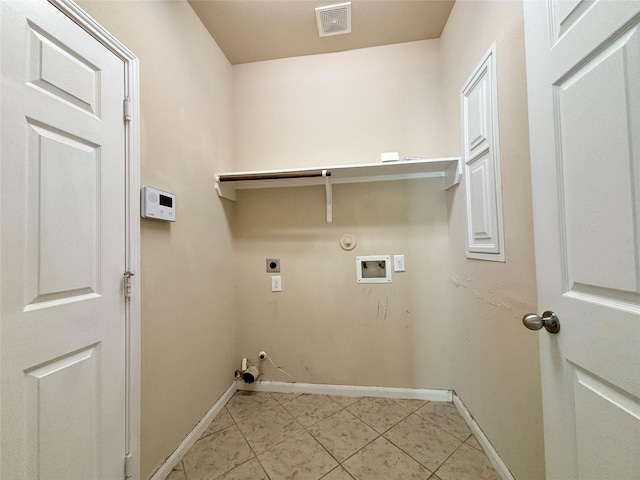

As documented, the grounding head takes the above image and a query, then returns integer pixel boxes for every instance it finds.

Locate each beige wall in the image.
[439,2,545,479]
[232,41,452,389]
[233,6,545,480]
[234,179,451,388]
[76,2,237,478]
[75,3,544,479]
[233,40,447,169]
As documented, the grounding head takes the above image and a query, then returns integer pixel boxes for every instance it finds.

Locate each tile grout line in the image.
[319,465,356,480]
[334,399,460,478]
[430,432,472,478]
[345,397,416,437]
[223,396,273,480]
[232,392,324,464]
[326,399,421,471]
[287,395,348,472]
[464,435,484,453]
[381,416,459,477]
[244,392,353,478]
[277,394,370,478]
[184,390,493,480]
[180,459,188,480]
[334,432,381,469]
[412,406,472,444]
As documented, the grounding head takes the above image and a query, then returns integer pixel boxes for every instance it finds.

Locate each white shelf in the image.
[214,157,461,223]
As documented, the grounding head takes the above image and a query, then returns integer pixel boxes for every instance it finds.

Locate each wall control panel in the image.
[141,186,176,222]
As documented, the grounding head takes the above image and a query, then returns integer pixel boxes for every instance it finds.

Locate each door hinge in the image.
[124,271,135,299]
[123,97,132,122]
[124,453,133,479]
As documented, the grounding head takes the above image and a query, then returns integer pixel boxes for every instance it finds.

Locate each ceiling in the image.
[188,0,456,65]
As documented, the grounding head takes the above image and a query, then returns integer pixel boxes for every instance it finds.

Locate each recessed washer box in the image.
[141,186,176,222]
[356,255,391,283]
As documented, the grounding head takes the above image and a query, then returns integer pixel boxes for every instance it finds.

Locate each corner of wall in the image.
[438,2,545,479]
[75,1,238,478]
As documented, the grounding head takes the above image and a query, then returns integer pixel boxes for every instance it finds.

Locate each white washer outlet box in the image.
[356,255,392,283]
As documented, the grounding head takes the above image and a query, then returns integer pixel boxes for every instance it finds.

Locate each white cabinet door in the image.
[1,1,127,478]
[524,1,640,478]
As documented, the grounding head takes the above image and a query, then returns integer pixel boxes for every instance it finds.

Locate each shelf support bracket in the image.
[323,169,333,223]
[444,158,462,190]
[214,176,237,201]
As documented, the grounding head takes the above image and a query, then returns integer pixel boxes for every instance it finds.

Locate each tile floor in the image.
[166,391,501,480]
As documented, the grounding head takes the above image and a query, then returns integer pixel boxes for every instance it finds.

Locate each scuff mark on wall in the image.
[361,286,373,296]
[472,290,516,317]
[452,275,470,288]
[299,359,314,379]
[452,275,535,320]
[383,297,389,322]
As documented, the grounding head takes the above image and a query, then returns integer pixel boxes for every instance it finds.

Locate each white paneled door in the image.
[524,1,640,479]
[1,1,128,479]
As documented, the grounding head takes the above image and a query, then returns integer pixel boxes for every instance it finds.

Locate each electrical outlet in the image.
[271,276,282,292]
[393,255,406,272]
[266,258,280,273]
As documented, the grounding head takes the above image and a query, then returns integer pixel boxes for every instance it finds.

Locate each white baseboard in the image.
[453,395,515,480]
[237,380,452,402]
[149,382,237,480]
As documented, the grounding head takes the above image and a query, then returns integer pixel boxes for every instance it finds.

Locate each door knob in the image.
[522,311,560,334]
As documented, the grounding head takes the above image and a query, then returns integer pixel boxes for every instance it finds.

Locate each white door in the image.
[1,1,127,479]
[524,1,640,479]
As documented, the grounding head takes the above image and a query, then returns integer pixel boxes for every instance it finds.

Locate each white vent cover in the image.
[315,2,351,37]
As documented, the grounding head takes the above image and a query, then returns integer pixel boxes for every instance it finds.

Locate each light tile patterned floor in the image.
[167,391,501,480]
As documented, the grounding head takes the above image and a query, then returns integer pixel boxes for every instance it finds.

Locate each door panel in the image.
[1,1,126,479]
[524,1,640,478]
[27,121,100,305]
[556,26,640,299]
[25,346,100,480]
[552,0,595,42]
[572,367,640,479]
[28,24,100,115]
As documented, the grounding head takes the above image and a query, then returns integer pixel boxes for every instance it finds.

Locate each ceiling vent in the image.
[315,2,352,37]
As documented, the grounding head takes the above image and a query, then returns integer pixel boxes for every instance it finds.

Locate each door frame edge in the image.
[48,1,142,479]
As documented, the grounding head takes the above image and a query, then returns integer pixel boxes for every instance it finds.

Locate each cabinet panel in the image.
[462,45,505,261]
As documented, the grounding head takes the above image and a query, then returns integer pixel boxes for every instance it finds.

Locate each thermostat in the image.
[141,186,176,221]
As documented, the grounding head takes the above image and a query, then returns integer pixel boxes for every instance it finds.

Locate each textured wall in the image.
[231,41,452,390]
[72,4,545,478]
[439,2,545,479]
[233,40,447,170]
[76,2,237,477]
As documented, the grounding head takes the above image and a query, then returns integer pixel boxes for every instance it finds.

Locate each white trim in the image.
[149,383,238,480]
[47,2,142,478]
[461,42,506,262]
[237,381,453,402]
[453,395,515,480]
